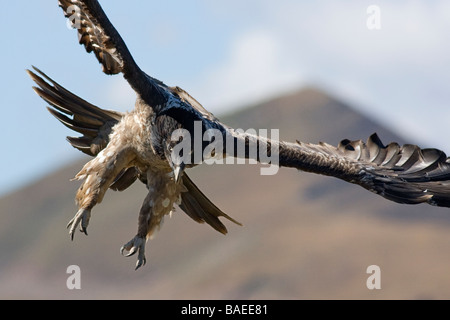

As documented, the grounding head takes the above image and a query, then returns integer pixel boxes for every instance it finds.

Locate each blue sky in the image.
[2,1,450,196]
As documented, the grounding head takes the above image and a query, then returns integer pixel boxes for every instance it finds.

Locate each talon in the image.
[135,256,146,271]
[120,236,147,270]
[67,208,91,240]
[125,247,137,257]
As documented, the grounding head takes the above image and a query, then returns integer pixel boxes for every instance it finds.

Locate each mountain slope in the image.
[2,87,450,299]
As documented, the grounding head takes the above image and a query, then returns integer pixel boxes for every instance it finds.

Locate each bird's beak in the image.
[173,163,185,182]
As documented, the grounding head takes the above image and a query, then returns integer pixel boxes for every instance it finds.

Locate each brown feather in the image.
[180,174,242,234]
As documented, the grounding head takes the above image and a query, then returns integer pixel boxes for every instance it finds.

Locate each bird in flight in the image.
[28,0,450,270]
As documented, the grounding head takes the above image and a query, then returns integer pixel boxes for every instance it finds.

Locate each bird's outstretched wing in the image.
[59,0,167,107]
[276,134,450,207]
[28,66,240,232]
[27,66,139,191]
[153,92,450,208]
[27,66,121,157]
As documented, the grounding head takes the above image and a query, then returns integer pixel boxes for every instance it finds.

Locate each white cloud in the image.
[194,29,304,112]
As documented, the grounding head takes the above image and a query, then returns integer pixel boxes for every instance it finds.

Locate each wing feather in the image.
[27,66,120,156]
[58,0,167,107]
[280,133,450,207]
[59,0,132,76]
[227,130,450,208]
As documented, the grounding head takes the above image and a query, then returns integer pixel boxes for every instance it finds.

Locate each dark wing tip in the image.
[58,0,125,75]
[347,134,450,208]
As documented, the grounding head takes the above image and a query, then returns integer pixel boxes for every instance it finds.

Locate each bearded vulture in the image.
[28,0,450,270]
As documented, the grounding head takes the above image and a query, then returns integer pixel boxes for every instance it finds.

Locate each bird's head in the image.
[164,135,188,183]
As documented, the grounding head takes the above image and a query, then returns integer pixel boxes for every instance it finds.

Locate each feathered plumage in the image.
[28,0,450,269]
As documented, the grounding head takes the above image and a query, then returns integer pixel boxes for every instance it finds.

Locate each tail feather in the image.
[110,167,139,192]
[180,174,242,234]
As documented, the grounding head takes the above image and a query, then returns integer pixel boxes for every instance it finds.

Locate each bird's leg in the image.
[120,190,154,270]
[120,236,147,270]
[67,208,91,240]
[121,172,179,270]
[68,145,134,240]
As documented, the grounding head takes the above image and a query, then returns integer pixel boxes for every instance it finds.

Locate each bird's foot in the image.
[67,208,91,240]
[120,235,147,270]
